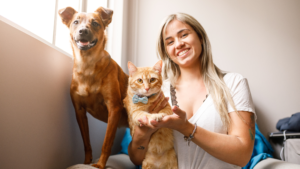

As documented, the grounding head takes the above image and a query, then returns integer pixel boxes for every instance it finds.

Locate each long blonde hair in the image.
[157,13,239,129]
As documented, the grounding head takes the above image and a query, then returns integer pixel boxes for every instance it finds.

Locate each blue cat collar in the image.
[132,93,157,104]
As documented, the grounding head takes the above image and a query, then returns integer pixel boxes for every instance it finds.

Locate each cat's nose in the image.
[145,88,149,92]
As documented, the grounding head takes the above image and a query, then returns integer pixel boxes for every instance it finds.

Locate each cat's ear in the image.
[128,61,137,76]
[153,60,163,73]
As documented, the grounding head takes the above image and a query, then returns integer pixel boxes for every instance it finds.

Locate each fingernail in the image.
[173,106,177,111]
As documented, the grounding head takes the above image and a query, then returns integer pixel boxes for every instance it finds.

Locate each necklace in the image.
[170,85,209,107]
[170,85,179,107]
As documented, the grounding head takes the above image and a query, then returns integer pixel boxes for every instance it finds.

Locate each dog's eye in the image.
[92,22,99,27]
[73,20,78,24]
[150,78,156,83]
[137,79,143,84]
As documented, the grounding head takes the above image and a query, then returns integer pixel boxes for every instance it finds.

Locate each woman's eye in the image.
[167,41,173,45]
[182,33,188,38]
[137,79,143,83]
[73,20,79,24]
[150,78,156,83]
[92,22,99,27]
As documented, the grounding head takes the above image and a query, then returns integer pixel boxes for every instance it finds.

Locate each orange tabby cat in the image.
[123,60,178,169]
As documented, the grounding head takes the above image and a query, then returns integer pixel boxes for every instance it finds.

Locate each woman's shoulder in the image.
[223,72,248,89]
[223,72,245,81]
[223,72,247,83]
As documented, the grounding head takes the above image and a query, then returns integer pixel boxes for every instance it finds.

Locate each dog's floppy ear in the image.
[95,7,113,28]
[58,7,77,27]
[128,61,137,77]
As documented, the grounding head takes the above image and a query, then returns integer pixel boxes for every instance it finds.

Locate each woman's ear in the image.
[128,61,137,77]
[153,60,163,74]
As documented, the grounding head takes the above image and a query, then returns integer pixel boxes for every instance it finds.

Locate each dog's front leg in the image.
[74,105,93,164]
[92,100,122,168]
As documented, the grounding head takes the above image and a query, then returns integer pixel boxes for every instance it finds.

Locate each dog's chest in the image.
[77,81,100,96]
[73,60,104,95]
[73,71,102,97]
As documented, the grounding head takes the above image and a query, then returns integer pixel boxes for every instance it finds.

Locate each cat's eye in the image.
[137,79,143,83]
[150,78,156,83]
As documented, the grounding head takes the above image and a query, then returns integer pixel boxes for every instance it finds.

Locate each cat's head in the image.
[127,60,163,96]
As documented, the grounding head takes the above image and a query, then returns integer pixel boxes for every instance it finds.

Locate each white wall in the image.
[125,0,300,158]
[0,16,125,169]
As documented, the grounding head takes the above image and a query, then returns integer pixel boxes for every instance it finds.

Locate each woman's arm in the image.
[150,106,255,167]
[128,123,153,165]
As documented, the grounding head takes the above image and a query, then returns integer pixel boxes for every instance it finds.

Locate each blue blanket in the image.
[242,123,274,169]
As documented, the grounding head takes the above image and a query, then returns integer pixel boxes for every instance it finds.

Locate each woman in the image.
[128,13,256,169]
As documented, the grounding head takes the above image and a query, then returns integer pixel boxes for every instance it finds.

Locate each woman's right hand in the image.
[148,92,169,114]
[135,116,159,138]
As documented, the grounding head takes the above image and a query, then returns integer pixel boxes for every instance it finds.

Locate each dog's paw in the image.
[149,114,164,122]
[84,154,93,164]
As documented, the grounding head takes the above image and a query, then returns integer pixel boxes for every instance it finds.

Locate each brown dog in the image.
[58,6,128,168]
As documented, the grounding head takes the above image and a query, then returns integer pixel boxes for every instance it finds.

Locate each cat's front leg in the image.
[147,113,165,122]
[133,111,165,125]
[132,111,150,126]
[147,105,173,122]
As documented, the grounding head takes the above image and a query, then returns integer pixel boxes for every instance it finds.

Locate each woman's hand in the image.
[148,92,169,114]
[149,106,191,134]
[135,116,158,138]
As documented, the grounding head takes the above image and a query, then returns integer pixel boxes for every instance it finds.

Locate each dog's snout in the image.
[79,28,89,35]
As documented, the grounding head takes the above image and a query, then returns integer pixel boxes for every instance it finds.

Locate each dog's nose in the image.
[79,28,88,35]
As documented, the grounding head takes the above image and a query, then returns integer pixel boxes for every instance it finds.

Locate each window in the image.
[0,0,108,55]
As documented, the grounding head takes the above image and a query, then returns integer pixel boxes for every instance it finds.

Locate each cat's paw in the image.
[148,114,164,122]
[133,120,141,126]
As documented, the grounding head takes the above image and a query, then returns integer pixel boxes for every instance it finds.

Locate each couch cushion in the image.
[253,158,300,169]
[67,154,135,169]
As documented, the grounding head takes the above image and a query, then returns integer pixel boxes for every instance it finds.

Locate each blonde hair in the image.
[156,13,239,129]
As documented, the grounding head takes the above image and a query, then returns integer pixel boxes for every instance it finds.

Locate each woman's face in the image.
[164,19,202,68]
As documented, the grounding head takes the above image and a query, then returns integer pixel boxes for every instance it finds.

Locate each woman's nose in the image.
[175,40,184,49]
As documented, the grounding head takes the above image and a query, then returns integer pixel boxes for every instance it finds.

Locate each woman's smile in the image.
[177,48,190,58]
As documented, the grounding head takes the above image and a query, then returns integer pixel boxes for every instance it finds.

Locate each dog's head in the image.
[58,7,113,51]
